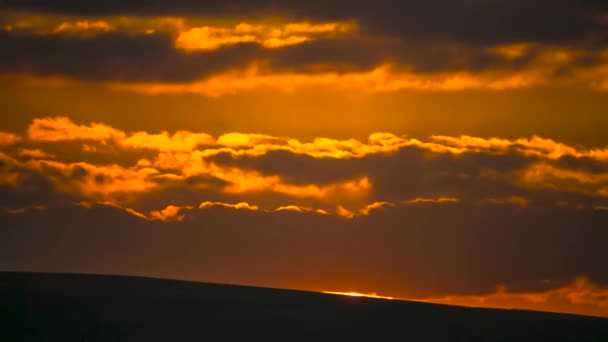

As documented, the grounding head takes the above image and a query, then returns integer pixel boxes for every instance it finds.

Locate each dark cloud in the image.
[0,31,262,82]
[0,30,512,82]
[268,37,504,73]
[3,1,607,45]
[208,148,535,202]
[0,169,70,209]
[1,1,607,82]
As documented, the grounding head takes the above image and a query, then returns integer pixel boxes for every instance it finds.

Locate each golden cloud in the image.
[402,197,460,204]
[91,200,334,222]
[53,20,113,35]
[483,196,529,207]
[199,201,259,211]
[519,162,608,198]
[216,133,281,147]
[149,204,194,222]
[28,117,125,142]
[431,135,608,161]
[486,43,533,61]
[17,148,55,159]
[273,205,328,215]
[23,159,161,201]
[108,46,597,96]
[119,131,214,152]
[175,21,353,51]
[0,131,21,146]
[7,116,608,214]
[337,201,394,219]
[27,117,608,163]
[421,277,608,318]
[151,150,372,199]
[2,11,353,50]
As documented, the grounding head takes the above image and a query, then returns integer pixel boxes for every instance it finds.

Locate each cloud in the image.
[483,196,529,207]
[199,201,259,211]
[119,131,214,152]
[149,204,193,222]
[16,148,55,159]
[53,20,113,35]
[518,162,608,198]
[107,46,608,95]
[23,117,608,164]
[402,197,460,205]
[28,117,215,152]
[487,43,534,61]
[175,26,258,51]
[337,201,394,218]
[0,131,21,146]
[216,133,281,147]
[28,116,125,142]
[431,135,608,161]
[421,277,608,318]
[0,30,262,82]
[273,205,328,215]
[2,10,607,89]
[6,116,608,217]
[150,150,372,200]
[22,159,162,201]
[3,1,606,48]
[175,21,352,51]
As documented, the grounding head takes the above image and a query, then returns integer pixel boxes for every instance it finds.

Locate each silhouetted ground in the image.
[1,272,607,341]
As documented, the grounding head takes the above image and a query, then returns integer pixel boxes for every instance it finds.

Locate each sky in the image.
[1,1,608,318]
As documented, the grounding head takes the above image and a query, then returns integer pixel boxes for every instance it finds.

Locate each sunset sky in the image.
[1,1,608,318]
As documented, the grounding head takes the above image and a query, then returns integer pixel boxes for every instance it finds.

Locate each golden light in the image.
[322,291,394,300]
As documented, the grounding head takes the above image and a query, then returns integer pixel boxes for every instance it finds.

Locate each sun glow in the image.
[322,291,394,300]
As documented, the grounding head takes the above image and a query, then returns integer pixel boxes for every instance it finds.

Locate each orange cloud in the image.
[149,204,194,222]
[0,131,21,146]
[53,20,113,35]
[109,46,591,96]
[24,159,161,201]
[359,201,394,215]
[19,117,608,164]
[273,205,328,215]
[96,201,149,220]
[199,201,259,211]
[484,196,529,207]
[337,201,394,219]
[176,26,257,50]
[518,162,608,197]
[119,131,214,151]
[0,152,20,186]
[151,150,371,199]
[28,116,125,142]
[93,200,333,222]
[175,21,353,51]
[431,135,608,161]
[421,277,608,318]
[12,116,608,211]
[216,132,281,147]
[17,148,55,159]
[402,197,460,204]
[487,43,533,60]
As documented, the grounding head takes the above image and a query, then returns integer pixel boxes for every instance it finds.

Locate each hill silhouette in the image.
[1,272,607,341]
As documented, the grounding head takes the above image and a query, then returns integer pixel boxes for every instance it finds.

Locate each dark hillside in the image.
[1,272,607,341]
